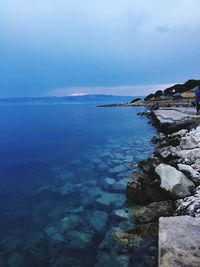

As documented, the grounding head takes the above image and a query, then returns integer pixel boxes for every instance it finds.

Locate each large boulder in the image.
[155,164,195,199]
[133,200,174,223]
[159,216,200,267]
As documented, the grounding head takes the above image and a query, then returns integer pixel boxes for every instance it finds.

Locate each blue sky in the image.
[0,0,200,97]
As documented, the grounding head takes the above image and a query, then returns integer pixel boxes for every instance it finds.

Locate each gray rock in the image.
[133,200,174,223]
[180,135,199,150]
[159,216,200,267]
[171,129,188,137]
[174,186,200,217]
[155,145,180,159]
[155,164,195,199]
[178,148,200,163]
[177,163,200,185]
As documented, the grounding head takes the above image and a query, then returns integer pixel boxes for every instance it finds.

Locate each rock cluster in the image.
[127,125,200,220]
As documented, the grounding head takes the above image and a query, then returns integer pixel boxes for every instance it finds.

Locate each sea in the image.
[0,97,157,267]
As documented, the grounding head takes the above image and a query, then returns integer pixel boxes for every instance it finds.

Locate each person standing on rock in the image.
[195,85,200,115]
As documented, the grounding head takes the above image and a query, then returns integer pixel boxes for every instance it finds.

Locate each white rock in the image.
[174,186,200,217]
[155,163,195,198]
[180,135,199,150]
[171,129,188,137]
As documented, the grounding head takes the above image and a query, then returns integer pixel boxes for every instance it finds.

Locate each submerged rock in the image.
[133,200,175,223]
[68,230,94,250]
[114,209,129,219]
[105,177,115,185]
[60,215,80,231]
[96,192,125,206]
[87,210,108,231]
[114,222,158,248]
[155,163,195,199]
[109,165,127,173]
[7,253,24,267]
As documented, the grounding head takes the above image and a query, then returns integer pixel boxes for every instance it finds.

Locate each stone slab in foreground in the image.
[159,216,200,267]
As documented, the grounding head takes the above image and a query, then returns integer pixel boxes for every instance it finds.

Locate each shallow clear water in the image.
[0,104,157,267]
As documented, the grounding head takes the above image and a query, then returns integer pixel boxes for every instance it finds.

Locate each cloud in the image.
[0,0,200,97]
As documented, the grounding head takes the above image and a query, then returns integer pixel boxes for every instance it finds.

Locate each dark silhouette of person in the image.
[195,85,200,115]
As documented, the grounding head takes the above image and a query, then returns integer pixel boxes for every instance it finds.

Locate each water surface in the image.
[0,104,156,267]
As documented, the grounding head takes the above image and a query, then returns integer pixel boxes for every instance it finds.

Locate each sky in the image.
[0,0,200,97]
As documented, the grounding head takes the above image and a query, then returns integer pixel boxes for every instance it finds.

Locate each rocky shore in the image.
[124,107,200,266]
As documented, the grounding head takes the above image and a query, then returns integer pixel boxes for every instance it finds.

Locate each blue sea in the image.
[0,103,157,267]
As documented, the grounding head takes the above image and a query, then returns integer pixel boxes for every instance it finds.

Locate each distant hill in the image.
[0,94,134,105]
[143,79,200,101]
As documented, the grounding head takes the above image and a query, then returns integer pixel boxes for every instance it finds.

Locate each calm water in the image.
[0,104,157,267]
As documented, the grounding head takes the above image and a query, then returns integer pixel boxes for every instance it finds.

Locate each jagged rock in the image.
[155,164,195,199]
[126,172,170,203]
[133,200,174,223]
[177,163,200,185]
[174,186,200,217]
[171,129,188,138]
[138,157,160,174]
[159,216,200,267]
[180,135,199,150]
[178,148,200,164]
[154,146,180,160]
[192,158,200,172]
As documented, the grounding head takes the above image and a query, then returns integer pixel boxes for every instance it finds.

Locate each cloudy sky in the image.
[0,0,200,97]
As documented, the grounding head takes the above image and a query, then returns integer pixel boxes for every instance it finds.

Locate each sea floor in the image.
[0,135,157,267]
